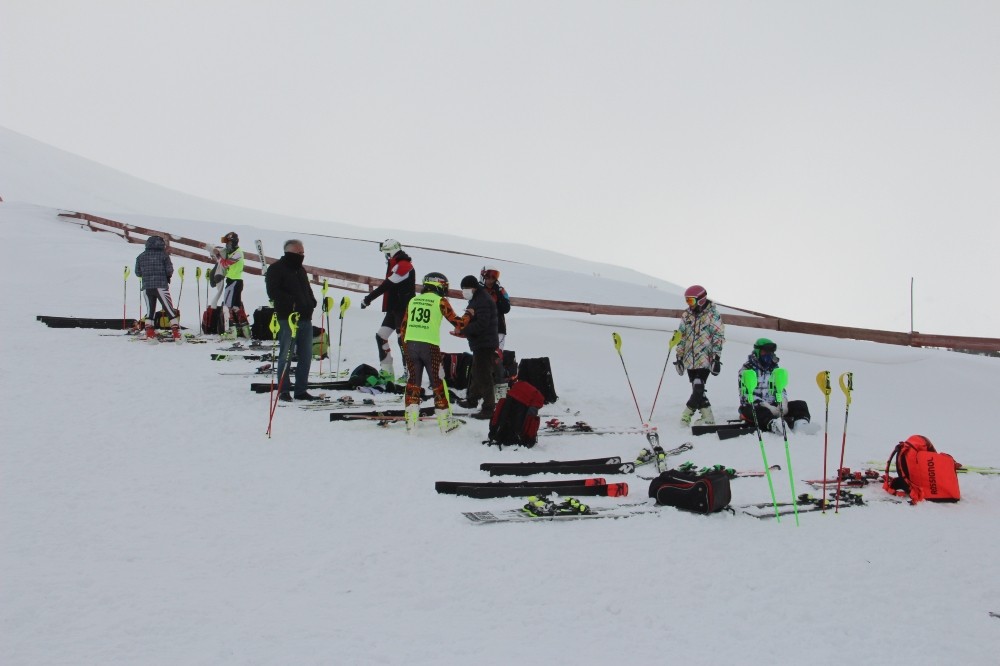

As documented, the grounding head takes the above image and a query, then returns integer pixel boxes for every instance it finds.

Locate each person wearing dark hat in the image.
[265,239,320,401]
[456,275,499,419]
[215,231,251,339]
[675,284,725,426]
[737,338,811,433]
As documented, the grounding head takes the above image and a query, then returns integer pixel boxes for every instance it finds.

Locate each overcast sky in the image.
[2,1,998,337]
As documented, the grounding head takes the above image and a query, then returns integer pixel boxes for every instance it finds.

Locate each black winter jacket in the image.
[462,287,499,351]
[265,252,317,320]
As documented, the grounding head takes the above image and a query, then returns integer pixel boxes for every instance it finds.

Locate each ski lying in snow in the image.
[436,478,607,494]
[741,491,867,519]
[254,380,354,393]
[463,501,658,524]
[631,442,694,469]
[328,406,435,421]
[481,456,621,471]
[444,481,627,499]
[212,353,272,361]
[39,315,139,330]
[539,420,651,436]
[691,421,755,439]
[481,461,636,477]
[864,461,1000,475]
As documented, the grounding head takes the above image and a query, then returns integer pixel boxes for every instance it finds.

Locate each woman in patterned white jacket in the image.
[674,285,725,425]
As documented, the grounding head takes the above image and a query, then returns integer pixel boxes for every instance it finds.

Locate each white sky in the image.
[2,0,999,337]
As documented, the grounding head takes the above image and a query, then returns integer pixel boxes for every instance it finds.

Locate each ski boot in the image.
[521,496,557,517]
[680,407,695,426]
[142,323,158,342]
[405,404,420,433]
[556,498,592,516]
[436,408,462,434]
[695,406,715,426]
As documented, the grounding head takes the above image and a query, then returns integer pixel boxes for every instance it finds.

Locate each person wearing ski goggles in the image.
[674,285,726,427]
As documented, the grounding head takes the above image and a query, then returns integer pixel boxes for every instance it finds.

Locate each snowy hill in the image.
[2,131,999,665]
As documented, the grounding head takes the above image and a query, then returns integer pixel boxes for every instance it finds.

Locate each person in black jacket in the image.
[360,239,416,382]
[455,275,499,419]
[264,240,320,401]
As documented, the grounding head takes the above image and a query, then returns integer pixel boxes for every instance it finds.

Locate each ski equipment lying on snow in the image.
[647,467,732,514]
[463,500,659,524]
[881,434,961,503]
[481,461,636,477]
[329,406,435,421]
[742,490,865,519]
[436,478,607,494]
[691,421,755,439]
[454,482,628,499]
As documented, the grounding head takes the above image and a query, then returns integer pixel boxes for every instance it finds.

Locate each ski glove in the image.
[360,297,371,310]
[674,360,685,376]
[711,356,722,376]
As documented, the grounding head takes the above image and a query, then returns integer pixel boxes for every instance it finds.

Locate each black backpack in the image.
[486,381,545,449]
[201,307,225,334]
[648,468,732,514]
[441,352,474,390]
[516,357,557,403]
[251,306,275,340]
[349,363,380,388]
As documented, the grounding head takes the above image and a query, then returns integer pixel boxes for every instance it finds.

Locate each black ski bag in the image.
[648,469,731,514]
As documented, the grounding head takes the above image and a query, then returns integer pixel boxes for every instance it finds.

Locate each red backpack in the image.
[883,435,961,503]
[486,381,545,449]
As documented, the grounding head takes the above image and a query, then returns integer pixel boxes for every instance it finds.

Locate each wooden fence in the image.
[59,211,1000,352]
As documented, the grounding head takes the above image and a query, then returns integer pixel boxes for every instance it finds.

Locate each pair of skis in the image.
[478,443,693,478]
[437,478,628,499]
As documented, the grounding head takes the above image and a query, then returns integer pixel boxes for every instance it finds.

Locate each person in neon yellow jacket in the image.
[399,272,473,433]
[215,231,251,338]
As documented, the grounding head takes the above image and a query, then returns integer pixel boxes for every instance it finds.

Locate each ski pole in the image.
[647,329,682,422]
[325,296,334,375]
[742,369,781,522]
[336,296,351,377]
[834,372,854,513]
[319,280,329,375]
[177,267,185,328]
[770,368,799,526]
[611,332,646,429]
[816,371,832,512]
[195,267,202,332]
[123,266,130,330]
[267,312,300,437]
[138,276,143,324]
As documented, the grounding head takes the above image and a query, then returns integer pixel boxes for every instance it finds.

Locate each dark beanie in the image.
[460,275,479,289]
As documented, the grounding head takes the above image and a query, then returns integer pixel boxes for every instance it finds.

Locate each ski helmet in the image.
[460,275,479,289]
[222,232,239,246]
[753,338,777,356]
[422,272,449,296]
[379,238,402,258]
[684,284,708,308]
[480,265,501,282]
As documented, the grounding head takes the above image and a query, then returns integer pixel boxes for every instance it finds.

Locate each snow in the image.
[2,134,999,665]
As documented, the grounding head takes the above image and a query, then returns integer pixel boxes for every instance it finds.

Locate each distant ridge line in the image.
[58,211,1000,353]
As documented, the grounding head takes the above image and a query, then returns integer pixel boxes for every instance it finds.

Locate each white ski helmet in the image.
[379,238,402,259]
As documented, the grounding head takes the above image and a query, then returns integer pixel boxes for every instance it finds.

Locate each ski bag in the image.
[648,469,732,514]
